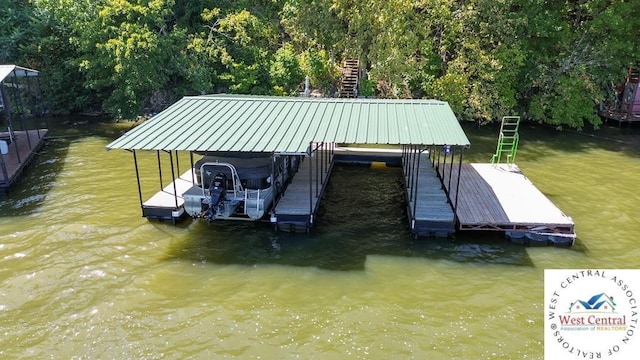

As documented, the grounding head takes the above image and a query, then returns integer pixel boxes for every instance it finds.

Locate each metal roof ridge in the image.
[183,94,449,105]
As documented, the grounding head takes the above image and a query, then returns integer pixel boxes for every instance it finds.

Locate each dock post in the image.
[1,88,22,164]
[308,142,313,218]
[1,153,8,186]
[447,146,454,197]
[132,150,144,212]
[408,146,416,201]
[320,142,324,185]
[174,150,181,175]
[10,68,32,150]
[441,145,448,192]
[411,148,422,227]
[189,152,196,185]
[453,146,464,214]
[156,150,163,191]
[167,150,179,210]
[406,145,412,177]
[23,73,42,139]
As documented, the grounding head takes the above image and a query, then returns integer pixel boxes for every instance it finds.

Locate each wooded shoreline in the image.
[2,0,639,129]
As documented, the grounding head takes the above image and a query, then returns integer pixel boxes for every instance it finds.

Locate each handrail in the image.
[243,188,263,215]
[256,189,260,211]
[200,162,243,198]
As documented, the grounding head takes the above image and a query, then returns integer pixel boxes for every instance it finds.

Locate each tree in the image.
[32,0,185,118]
[0,0,34,63]
[518,0,640,129]
[270,43,303,95]
[186,6,280,95]
[7,0,639,128]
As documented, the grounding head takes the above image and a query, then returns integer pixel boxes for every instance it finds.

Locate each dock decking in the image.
[406,154,456,236]
[273,154,334,230]
[141,169,196,221]
[443,163,575,235]
[1,129,48,190]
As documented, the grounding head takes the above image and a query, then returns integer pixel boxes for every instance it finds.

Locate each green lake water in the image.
[1,118,639,359]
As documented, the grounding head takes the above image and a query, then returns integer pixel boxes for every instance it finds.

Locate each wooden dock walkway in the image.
[141,169,196,221]
[406,154,456,236]
[273,154,334,231]
[443,163,575,236]
[1,129,48,190]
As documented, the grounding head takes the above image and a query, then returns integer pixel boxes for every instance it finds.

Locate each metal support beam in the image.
[10,69,31,150]
[156,150,163,191]
[411,147,422,227]
[131,150,144,210]
[447,146,454,197]
[175,150,181,176]
[454,146,465,215]
[189,152,195,185]
[0,152,8,185]
[308,142,313,219]
[167,150,179,209]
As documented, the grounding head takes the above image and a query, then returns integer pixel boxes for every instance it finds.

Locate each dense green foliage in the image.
[1,0,638,127]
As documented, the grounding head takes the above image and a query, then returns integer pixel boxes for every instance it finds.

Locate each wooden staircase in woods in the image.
[339,59,360,98]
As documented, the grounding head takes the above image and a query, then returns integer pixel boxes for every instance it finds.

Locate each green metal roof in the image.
[106,95,470,154]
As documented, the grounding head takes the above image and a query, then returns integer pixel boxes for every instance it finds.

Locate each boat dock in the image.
[106,95,576,246]
[1,65,48,191]
[599,67,640,126]
[1,129,48,191]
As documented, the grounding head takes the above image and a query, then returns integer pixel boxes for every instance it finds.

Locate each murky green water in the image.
[1,118,639,359]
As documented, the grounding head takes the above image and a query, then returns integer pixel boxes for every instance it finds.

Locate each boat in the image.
[183,152,301,221]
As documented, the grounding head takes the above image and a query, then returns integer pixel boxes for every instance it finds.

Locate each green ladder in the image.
[491,116,521,166]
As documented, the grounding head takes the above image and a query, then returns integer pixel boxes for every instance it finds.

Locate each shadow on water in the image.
[0,116,134,217]
[0,137,70,216]
[163,164,538,271]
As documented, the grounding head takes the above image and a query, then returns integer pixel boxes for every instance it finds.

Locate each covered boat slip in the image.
[106,95,470,235]
[129,150,196,222]
[403,150,461,237]
[273,144,334,231]
[140,168,196,221]
[0,129,49,190]
[1,65,48,190]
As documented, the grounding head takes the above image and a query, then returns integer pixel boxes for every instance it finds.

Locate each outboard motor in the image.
[206,172,227,220]
[209,172,227,207]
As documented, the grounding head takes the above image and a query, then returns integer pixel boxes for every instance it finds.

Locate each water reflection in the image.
[0,138,69,215]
